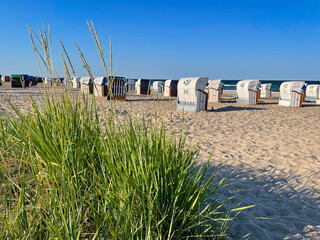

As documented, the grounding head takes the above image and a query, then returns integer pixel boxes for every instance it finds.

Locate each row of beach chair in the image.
[135,78,320,112]
[1,75,319,111]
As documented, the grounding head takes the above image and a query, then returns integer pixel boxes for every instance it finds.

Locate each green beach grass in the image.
[0,22,250,239]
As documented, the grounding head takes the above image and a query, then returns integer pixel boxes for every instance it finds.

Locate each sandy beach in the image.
[0,83,319,239]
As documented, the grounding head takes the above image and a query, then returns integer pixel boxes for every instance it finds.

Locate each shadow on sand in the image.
[212,106,265,112]
[196,162,320,239]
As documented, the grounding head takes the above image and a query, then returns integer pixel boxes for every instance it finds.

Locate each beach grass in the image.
[0,22,249,239]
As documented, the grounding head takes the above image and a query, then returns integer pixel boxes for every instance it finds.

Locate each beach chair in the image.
[28,76,38,86]
[177,77,208,112]
[236,79,260,105]
[152,81,164,93]
[11,74,26,88]
[72,76,81,89]
[136,79,151,95]
[53,78,61,86]
[164,79,179,97]
[259,83,272,98]
[317,89,320,104]
[35,77,43,83]
[44,77,53,86]
[107,76,127,100]
[80,77,93,94]
[63,77,73,90]
[279,81,305,107]
[126,79,135,92]
[4,76,11,82]
[207,79,223,103]
[305,85,320,102]
[93,77,108,97]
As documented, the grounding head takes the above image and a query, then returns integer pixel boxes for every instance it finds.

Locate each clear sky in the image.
[0,0,319,80]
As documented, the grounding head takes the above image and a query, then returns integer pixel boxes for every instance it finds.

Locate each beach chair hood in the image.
[94,77,107,85]
[80,77,93,85]
[177,77,208,103]
[237,79,260,98]
[280,81,305,100]
[208,79,222,89]
[306,85,320,98]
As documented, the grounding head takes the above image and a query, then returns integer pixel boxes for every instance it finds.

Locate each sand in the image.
[0,82,319,239]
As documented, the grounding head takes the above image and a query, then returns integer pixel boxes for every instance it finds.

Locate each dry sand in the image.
[0,82,319,239]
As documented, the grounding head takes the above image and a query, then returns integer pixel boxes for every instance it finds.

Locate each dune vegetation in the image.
[0,22,249,239]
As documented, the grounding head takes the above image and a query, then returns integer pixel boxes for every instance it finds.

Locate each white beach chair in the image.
[126,79,135,92]
[279,81,305,107]
[259,83,272,98]
[64,77,73,90]
[305,85,320,102]
[152,81,164,93]
[72,76,81,89]
[80,77,93,94]
[136,79,151,95]
[44,77,52,86]
[177,77,208,112]
[94,77,107,96]
[164,79,179,97]
[236,79,260,105]
[207,79,223,103]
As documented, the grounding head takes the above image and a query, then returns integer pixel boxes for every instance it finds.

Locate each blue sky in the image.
[0,0,319,80]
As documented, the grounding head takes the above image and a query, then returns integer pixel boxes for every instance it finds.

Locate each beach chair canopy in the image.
[237,79,260,98]
[137,79,151,91]
[80,77,93,85]
[94,77,107,85]
[207,79,222,89]
[306,85,320,98]
[280,81,305,100]
[260,83,272,90]
[164,79,179,96]
[153,81,164,88]
[164,79,179,87]
[108,76,126,83]
[177,77,208,103]
[11,74,27,80]
[72,76,81,83]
